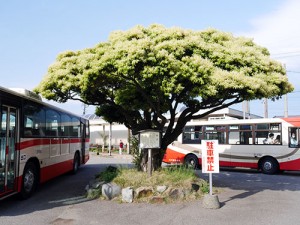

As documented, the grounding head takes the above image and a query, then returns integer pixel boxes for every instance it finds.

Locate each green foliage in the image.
[35,24,294,167]
[95,166,120,183]
[86,188,102,200]
[130,136,143,171]
[200,182,210,194]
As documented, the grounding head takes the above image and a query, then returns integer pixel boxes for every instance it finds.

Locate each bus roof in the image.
[0,86,86,120]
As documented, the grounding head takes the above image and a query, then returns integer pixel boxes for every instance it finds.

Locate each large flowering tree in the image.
[35,24,293,168]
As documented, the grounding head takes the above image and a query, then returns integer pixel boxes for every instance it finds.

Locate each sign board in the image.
[202,140,219,173]
[139,130,161,149]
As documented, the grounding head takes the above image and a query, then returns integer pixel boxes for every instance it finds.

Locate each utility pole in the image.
[284,64,288,118]
[108,123,112,156]
[264,98,268,118]
[82,103,88,115]
[243,101,250,119]
[284,94,288,118]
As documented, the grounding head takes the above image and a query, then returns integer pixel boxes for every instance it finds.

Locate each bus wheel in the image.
[20,161,38,199]
[260,157,279,175]
[72,152,80,174]
[184,154,199,169]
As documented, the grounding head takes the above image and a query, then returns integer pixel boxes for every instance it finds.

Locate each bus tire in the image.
[20,161,38,199]
[72,152,80,174]
[184,154,199,169]
[260,157,279,175]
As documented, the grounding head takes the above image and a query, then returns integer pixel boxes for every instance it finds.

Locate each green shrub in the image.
[130,136,143,171]
[95,166,120,183]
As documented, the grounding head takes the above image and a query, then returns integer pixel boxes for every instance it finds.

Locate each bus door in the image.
[80,121,86,164]
[0,105,18,193]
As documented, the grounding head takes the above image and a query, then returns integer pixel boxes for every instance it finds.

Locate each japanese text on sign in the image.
[139,131,161,149]
[202,140,219,173]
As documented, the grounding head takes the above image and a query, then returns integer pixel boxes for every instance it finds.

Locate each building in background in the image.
[82,107,262,151]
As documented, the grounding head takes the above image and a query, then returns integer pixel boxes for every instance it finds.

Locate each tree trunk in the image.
[140,149,162,172]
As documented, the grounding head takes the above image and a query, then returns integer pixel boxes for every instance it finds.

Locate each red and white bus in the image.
[163,117,300,174]
[0,87,89,200]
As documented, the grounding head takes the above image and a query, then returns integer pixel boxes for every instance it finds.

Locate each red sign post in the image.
[202,140,219,195]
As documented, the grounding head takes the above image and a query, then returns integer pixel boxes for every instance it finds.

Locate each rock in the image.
[150,196,165,204]
[122,187,134,203]
[92,180,105,189]
[102,183,122,200]
[168,188,185,200]
[135,187,153,198]
[156,185,167,193]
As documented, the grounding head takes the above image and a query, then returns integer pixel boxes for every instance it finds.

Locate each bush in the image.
[130,136,143,171]
[95,166,120,183]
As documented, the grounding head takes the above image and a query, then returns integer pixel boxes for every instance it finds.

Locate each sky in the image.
[1,0,300,117]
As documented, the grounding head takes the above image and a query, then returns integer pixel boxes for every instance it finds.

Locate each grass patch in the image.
[92,165,209,203]
[111,166,200,189]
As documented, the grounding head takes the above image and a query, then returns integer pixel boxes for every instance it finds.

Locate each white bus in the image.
[0,87,90,199]
[163,117,300,174]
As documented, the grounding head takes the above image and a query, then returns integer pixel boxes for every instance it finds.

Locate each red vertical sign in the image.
[202,140,219,173]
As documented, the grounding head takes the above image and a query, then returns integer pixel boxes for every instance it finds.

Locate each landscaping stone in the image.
[168,188,185,200]
[91,180,105,189]
[122,187,134,203]
[102,182,122,200]
[135,187,153,198]
[156,185,167,193]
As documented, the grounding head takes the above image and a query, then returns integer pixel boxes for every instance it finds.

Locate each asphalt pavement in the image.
[1,152,300,225]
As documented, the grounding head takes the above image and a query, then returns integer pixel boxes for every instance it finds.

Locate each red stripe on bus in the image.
[69,138,81,143]
[20,139,51,150]
[40,159,74,183]
[163,148,186,164]
[19,138,83,150]
[280,158,300,171]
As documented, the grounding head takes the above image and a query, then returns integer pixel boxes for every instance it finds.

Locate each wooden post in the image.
[148,148,152,177]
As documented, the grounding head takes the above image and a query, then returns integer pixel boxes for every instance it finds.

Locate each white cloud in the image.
[234,0,300,117]
[241,0,300,71]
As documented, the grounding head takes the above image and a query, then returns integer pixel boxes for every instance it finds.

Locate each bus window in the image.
[61,114,71,137]
[182,126,202,144]
[255,123,281,145]
[229,131,239,144]
[289,128,299,148]
[256,131,269,144]
[204,125,226,144]
[240,131,252,144]
[71,117,80,137]
[46,109,60,137]
[240,124,253,144]
[23,103,45,137]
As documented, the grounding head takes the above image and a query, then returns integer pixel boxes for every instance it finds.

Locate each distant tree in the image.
[35,24,293,169]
